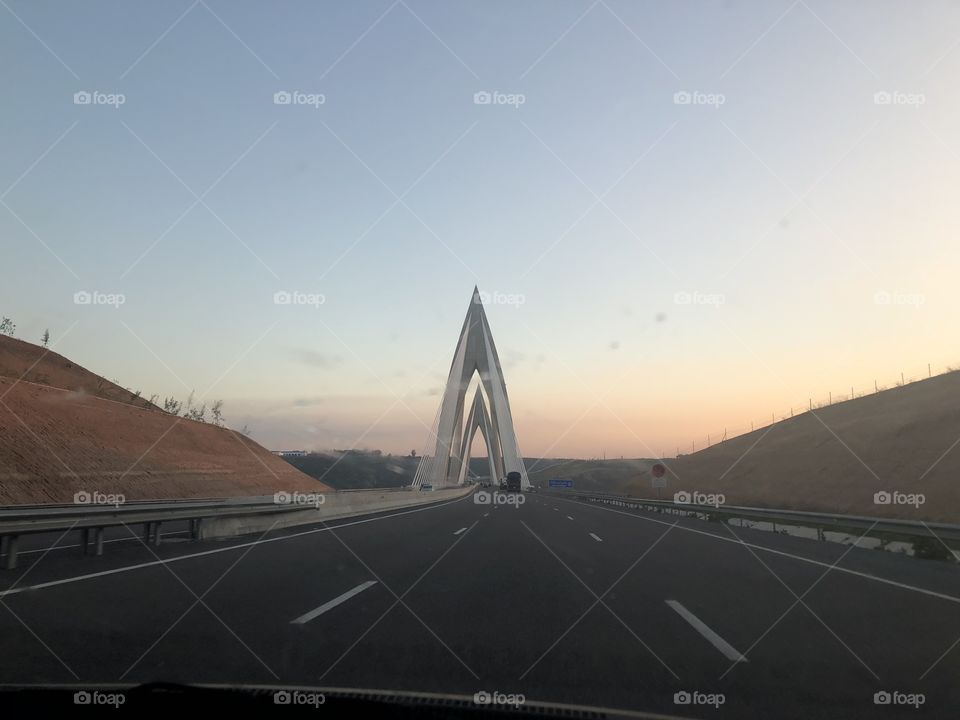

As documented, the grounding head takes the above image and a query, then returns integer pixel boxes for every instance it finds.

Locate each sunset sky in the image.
[3,1,960,458]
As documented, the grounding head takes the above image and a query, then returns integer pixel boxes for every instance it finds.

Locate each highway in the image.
[1,490,959,718]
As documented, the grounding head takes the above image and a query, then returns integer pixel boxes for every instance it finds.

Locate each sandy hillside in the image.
[0,337,327,504]
[0,335,161,410]
[626,371,960,522]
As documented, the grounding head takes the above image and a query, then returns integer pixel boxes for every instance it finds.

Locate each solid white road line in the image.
[589,533,603,542]
[454,527,468,535]
[547,495,960,607]
[0,493,474,598]
[291,581,378,625]
[666,599,747,663]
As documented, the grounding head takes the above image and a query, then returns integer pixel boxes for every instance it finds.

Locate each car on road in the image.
[506,471,522,493]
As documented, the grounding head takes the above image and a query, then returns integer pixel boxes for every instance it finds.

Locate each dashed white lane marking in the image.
[454,527,468,535]
[483,513,489,517]
[291,581,378,625]
[547,495,960,607]
[589,533,603,542]
[567,516,574,520]
[666,599,747,663]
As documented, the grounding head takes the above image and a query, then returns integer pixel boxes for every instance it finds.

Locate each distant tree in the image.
[241,424,251,436]
[183,390,195,414]
[0,317,15,337]
[410,449,417,457]
[133,390,142,399]
[40,329,50,347]
[163,397,182,415]
[211,399,224,427]
[148,393,158,406]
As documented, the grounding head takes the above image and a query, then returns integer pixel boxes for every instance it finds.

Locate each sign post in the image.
[651,463,666,500]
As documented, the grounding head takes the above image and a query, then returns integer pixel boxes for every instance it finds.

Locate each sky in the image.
[2,0,960,458]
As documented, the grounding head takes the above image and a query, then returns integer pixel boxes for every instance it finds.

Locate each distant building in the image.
[272,450,307,458]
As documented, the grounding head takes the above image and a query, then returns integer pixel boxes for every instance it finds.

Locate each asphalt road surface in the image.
[2,490,959,718]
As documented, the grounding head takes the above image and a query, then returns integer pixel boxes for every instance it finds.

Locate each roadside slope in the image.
[630,371,960,521]
[0,337,327,504]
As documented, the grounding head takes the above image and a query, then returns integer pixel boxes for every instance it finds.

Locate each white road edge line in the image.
[666,599,747,663]
[589,533,602,542]
[549,494,960,606]
[0,493,474,598]
[291,581,378,625]
[454,527,468,535]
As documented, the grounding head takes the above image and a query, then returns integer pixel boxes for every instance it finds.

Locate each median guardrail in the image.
[0,485,472,570]
[542,489,960,559]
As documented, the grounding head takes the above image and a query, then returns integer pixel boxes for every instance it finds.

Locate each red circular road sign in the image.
[651,463,666,479]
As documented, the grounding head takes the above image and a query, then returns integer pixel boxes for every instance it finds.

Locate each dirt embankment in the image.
[627,371,960,523]
[0,336,326,504]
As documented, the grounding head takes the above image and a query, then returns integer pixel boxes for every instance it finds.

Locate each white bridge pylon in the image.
[413,287,529,489]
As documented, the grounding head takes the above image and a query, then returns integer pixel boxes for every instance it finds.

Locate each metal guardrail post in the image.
[94,527,104,556]
[81,528,90,555]
[4,535,17,570]
[153,522,162,547]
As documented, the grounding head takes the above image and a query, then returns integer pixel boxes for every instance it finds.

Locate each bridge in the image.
[413,287,529,490]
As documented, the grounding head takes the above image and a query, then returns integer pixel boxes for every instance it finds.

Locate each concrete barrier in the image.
[198,485,475,540]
